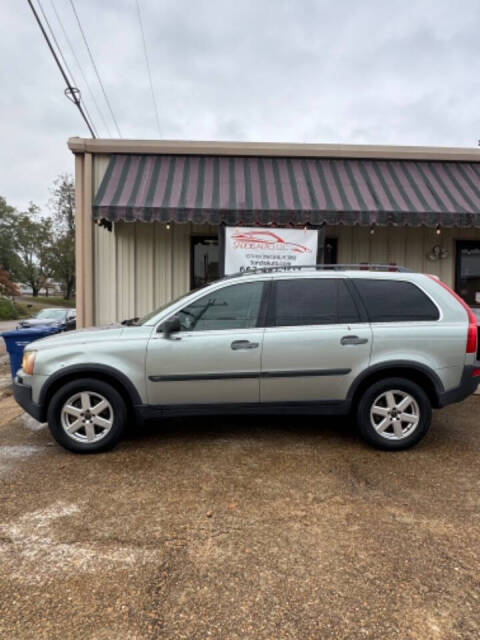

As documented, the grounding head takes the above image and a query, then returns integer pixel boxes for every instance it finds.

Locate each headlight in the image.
[22,350,36,375]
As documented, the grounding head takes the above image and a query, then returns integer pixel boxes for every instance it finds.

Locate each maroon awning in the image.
[93,154,480,227]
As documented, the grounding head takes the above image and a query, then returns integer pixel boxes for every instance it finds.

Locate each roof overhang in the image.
[68,137,480,163]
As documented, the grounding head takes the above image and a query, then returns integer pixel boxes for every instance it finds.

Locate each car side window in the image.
[176,281,264,331]
[270,278,360,326]
[353,279,440,322]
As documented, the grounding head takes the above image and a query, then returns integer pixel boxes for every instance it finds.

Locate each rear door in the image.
[260,277,372,403]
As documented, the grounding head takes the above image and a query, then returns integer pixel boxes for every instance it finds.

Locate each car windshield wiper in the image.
[121,317,140,326]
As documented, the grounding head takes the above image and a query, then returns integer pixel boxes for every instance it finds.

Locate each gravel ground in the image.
[0,390,479,639]
[0,321,19,355]
[0,355,11,392]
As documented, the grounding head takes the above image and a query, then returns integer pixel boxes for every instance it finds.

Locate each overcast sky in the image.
[2,0,480,211]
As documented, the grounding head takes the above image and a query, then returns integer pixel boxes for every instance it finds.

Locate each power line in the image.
[27,0,96,137]
[37,1,74,86]
[68,0,122,137]
[49,0,112,137]
[135,0,161,137]
[36,0,98,137]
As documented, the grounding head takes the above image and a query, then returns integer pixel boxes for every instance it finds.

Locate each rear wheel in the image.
[356,377,431,450]
[47,378,127,453]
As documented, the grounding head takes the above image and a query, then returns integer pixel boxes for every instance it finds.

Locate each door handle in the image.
[231,340,259,350]
[340,335,368,346]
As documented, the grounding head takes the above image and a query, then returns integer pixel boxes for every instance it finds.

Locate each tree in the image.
[0,269,19,298]
[0,175,76,300]
[48,174,75,299]
[0,196,22,279]
[14,206,53,297]
[47,234,75,299]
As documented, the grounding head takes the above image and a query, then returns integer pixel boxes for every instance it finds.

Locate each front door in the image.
[324,237,338,265]
[260,277,371,403]
[146,280,266,406]
[191,236,219,289]
[455,240,480,309]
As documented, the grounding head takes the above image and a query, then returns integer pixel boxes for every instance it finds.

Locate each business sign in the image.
[224,227,319,275]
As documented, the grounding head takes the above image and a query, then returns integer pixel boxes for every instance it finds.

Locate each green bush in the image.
[0,297,19,320]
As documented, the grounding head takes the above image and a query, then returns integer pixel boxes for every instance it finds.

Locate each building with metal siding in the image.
[69,138,480,328]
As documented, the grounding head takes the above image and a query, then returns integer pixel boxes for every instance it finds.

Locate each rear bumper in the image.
[12,377,46,422]
[437,365,480,408]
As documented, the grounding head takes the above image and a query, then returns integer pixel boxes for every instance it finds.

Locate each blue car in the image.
[17,307,76,331]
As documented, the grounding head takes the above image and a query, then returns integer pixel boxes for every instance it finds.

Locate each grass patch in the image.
[14,302,30,318]
[20,295,75,308]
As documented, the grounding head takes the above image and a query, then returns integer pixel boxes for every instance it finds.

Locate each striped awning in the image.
[93,154,480,227]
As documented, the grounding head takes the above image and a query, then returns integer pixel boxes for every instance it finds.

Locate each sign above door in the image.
[224,226,319,275]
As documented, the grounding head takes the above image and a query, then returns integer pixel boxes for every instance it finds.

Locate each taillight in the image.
[466,322,478,354]
[427,275,477,354]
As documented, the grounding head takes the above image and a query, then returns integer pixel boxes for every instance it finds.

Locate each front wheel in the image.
[47,378,127,453]
[356,377,432,450]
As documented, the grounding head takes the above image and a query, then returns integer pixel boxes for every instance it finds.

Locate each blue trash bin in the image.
[1,326,61,378]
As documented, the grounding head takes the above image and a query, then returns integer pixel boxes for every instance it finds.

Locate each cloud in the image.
[1,0,479,210]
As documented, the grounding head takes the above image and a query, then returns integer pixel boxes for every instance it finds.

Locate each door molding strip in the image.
[149,368,351,382]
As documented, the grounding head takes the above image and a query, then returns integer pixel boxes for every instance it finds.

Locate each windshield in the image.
[136,283,216,325]
[136,291,194,325]
[34,308,66,320]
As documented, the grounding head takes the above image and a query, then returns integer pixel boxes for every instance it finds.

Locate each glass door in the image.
[191,236,219,290]
[455,241,480,308]
[324,237,338,265]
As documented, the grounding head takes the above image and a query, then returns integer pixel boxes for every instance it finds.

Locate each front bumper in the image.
[13,377,45,422]
[437,365,480,408]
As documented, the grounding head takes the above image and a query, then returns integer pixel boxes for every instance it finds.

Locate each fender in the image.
[38,363,143,408]
[346,360,445,404]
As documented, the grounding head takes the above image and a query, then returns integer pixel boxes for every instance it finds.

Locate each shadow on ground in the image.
[127,413,359,446]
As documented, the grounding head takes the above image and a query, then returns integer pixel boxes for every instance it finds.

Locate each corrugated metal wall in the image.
[92,154,480,325]
[94,220,217,324]
[334,224,469,284]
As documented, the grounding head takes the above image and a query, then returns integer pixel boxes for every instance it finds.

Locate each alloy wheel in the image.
[369,390,420,440]
[60,391,114,443]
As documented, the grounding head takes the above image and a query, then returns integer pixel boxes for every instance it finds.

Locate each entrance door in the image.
[191,236,219,289]
[324,237,338,265]
[455,241,480,308]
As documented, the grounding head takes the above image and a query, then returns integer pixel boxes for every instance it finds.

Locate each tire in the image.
[47,378,127,453]
[356,377,432,450]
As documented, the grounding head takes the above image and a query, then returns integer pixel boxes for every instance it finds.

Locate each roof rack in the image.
[226,264,413,277]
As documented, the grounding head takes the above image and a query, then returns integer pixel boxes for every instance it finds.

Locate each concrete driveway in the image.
[0,387,479,639]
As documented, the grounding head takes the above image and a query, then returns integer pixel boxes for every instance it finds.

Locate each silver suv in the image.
[13,265,480,453]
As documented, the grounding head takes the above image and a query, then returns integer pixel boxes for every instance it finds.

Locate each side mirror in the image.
[161,316,181,338]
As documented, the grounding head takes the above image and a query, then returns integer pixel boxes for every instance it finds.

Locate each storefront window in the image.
[455,241,480,307]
